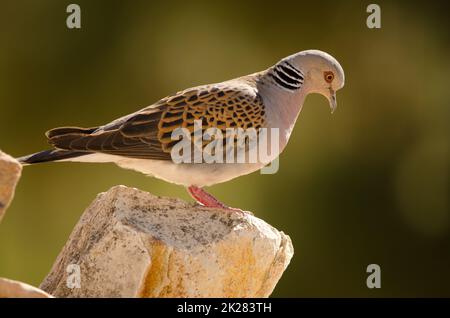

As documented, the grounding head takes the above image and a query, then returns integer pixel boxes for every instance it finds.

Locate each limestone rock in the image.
[40,185,293,297]
[0,277,53,298]
[0,151,22,223]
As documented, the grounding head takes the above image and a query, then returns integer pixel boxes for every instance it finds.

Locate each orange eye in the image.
[324,71,334,83]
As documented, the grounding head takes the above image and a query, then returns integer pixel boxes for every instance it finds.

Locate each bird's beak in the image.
[328,89,337,114]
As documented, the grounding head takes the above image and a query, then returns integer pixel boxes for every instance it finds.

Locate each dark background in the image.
[0,0,449,297]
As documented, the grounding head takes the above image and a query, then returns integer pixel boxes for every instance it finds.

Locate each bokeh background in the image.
[0,0,449,297]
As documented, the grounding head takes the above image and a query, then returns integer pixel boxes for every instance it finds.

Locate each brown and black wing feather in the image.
[19,81,266,164]
[47,106,171,160]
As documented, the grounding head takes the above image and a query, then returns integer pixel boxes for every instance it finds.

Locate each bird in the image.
[17,50,345,211]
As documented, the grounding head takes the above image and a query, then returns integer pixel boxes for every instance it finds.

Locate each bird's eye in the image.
[324,71,334,83]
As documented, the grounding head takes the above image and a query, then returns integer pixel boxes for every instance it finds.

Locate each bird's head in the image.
[283,50,345,113]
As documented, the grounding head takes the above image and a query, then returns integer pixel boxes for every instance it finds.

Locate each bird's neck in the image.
[255,69,307,151]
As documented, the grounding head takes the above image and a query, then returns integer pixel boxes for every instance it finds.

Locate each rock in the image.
[40,185,293,298]
[0,277,53,298]
[0,151,22,223]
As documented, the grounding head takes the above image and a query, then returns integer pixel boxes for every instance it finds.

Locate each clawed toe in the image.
[187,186,251,215]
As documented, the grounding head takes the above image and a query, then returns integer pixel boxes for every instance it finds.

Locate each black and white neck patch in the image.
[269,61,304,91]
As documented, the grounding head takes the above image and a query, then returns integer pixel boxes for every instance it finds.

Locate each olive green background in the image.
[0,1,449,297]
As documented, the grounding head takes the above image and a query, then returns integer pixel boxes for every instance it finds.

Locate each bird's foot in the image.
[186,186,249,215]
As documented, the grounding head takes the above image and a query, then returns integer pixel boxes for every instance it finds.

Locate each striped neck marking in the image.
[269,61,304,91]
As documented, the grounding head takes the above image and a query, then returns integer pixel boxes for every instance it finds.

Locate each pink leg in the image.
[187,186,245,213]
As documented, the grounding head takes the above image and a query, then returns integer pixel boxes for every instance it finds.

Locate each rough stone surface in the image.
[40,185,294,298]
[0,151,22,223]
[0,277,53,298]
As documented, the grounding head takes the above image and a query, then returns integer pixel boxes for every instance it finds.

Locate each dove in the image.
[17,50,345,211]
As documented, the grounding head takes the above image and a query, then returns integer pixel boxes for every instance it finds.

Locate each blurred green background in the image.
[0,0,449,297]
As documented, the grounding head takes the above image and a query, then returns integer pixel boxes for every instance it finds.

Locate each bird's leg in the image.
[186,185,245,213]
[187,185,228,208]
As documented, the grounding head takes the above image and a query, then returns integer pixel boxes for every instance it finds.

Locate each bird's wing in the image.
[47,81,266,161]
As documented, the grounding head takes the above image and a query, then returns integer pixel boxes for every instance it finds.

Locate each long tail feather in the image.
[17,149,90,165]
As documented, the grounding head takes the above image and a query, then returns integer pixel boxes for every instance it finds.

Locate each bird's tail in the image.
[17,125,99,165]
[17,149,90,165]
